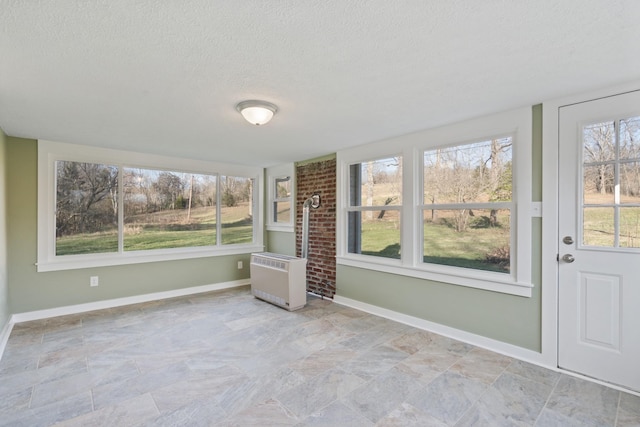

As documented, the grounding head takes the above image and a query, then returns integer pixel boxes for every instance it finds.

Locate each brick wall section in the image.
[296,158,336,298]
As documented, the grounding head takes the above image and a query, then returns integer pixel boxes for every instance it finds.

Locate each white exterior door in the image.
[558,90,640,392]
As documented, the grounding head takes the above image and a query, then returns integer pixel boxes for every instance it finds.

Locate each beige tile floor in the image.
[0,286,638,426]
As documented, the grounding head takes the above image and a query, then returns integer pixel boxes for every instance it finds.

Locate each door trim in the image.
[541,81,640,373]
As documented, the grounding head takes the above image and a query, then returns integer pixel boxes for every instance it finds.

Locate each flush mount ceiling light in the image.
[235,100,278,126]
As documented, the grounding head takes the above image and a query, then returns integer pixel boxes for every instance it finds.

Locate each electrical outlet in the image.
[90,276,99,287]
[237,261,243,269]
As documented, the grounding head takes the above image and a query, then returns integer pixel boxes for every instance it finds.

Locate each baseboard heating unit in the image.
[250,252,307,311]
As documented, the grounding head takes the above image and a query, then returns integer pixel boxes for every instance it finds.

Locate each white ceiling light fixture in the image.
[236,100,278,126]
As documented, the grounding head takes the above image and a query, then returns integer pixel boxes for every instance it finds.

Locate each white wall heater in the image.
[250,252,308,311]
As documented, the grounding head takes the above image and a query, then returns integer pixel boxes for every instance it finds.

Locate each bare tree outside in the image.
[56,161,118,254]
[56,162,253,255]
[583,117,640,248]
[423,137,513,272]
[424,138,512,232]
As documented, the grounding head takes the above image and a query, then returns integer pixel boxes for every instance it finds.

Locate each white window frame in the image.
[266,163,295,232]
[37,140,264,272]
[337,107,533,297]
[346,155,403,261]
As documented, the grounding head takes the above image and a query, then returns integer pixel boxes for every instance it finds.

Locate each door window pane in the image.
[583,164,614,204]
[123,168,217,251]
[221,176,254,245]
[423,209,511,273]
[55,161,118,255]
[620,162,640,204]
[583,207,615,247]
[620,117,640,160]
[620,207,640,248]
[583,121,615,163]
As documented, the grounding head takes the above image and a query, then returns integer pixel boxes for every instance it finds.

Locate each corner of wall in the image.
[0,127,10,355]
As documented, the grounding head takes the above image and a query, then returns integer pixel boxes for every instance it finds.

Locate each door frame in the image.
[541,81,640,376]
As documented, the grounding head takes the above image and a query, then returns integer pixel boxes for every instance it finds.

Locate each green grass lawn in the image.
[56,199,518,272]
[358,212,511,273]
[56,230,119,255]
[423,218,510,273]
[583,207,640,248]
[56,205,253,255]
[360,217,401,259]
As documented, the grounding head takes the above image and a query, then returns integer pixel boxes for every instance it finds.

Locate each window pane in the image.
[583,207,614,247]
[55,161,119,255]
[424,138,512,204]
[274,201,291,223]
[123,168,217,251]
[620,117,640,160]
[583,164,614,204]
[275,176,291,199]
[583,121,615,163]
[423,209,511,273]
[620,207,640,248]
[221,176,253,245]
[620,162,640,204]
[348,210,400,259]
[350,157,402,207]
[274,176,291,223]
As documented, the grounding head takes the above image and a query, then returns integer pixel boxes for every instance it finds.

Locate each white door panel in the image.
[558,90,640,392]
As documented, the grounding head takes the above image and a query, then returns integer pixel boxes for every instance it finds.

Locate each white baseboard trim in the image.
[0,318,14,362]
[10,279,250,324]
[333,294,548,368]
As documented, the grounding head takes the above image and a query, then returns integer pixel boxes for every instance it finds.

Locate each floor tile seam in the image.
[89,387,96,413]
[25,384,35,411]
[458,368,547,426]
[339,390,389,424]
[505,365,559,389]
[437,354,466,374]
[479,358,512,387]
[390,382,439,424]
[446,371,495,427]
[147,390,163,419]
[613,391,622,427]
[532,371,563,426]
[275,393,328,423]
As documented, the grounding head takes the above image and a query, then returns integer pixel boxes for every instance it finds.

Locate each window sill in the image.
[336,255,533,297]
[36,244,264,272]
[266,224,295,233]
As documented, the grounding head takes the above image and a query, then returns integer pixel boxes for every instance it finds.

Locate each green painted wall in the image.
[336,105,544,352]
[0,129,9,328]
[5,105,544,353]
[266,230,296,256]
[6,138,251,313]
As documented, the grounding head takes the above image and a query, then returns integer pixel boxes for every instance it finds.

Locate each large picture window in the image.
[39,141,263,271]
[337,107,533,296]
[422,138,513,273]
[122,168,218,251]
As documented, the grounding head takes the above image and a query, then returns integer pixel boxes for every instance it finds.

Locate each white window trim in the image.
[266,163,295,232]
[37,140,264,272]
[336,107,533,297]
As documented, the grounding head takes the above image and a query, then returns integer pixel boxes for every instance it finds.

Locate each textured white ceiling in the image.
[1,1,639,167]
